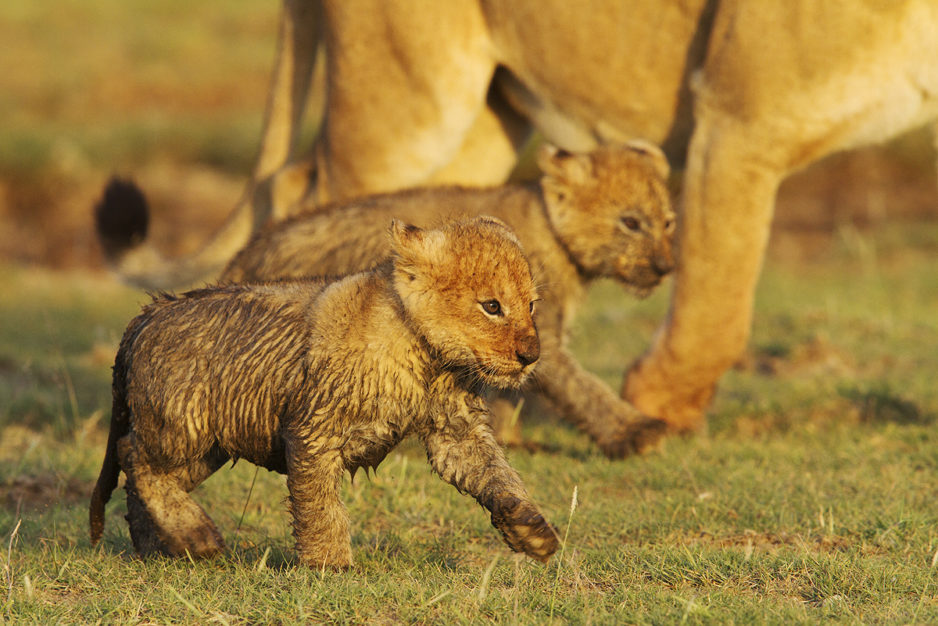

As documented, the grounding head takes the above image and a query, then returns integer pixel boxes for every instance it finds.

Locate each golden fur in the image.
[97,0,938,436]
[89,217,558,568]
[221,142,675,457]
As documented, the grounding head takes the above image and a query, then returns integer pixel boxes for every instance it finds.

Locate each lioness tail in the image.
[93,177,255,290]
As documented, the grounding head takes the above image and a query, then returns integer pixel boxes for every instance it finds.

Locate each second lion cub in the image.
[223,141,676,458]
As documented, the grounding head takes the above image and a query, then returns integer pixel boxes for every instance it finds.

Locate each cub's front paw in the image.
[297,547,353,571]
[490,496,559,562]
[598,415,668,460]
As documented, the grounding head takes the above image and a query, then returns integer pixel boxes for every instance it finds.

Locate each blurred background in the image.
[1,0,935,273]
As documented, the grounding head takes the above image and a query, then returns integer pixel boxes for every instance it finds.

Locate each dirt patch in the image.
[2,473,93,513]
[735,335,854,378]
[838,385,931,425]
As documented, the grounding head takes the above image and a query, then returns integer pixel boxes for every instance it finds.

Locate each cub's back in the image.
[222,185,537,283]
[119,281,327,464]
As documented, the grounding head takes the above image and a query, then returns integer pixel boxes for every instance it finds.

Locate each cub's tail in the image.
[89,372,131,546]
[94,177,257,290]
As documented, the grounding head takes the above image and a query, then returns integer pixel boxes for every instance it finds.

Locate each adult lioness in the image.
[99,0,938,437]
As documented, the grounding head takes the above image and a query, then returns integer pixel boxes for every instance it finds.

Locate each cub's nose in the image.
[653,246,675,275]
[516,334,540,367]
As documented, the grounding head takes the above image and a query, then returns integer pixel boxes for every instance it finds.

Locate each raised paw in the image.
[490,496,559,562]
[597,415,668,460]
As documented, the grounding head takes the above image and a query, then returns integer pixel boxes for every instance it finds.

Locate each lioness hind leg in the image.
[314,2,496,201]
[117,436,227,559]
[424,88,532,189]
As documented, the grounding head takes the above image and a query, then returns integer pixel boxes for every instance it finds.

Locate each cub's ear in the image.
[475,215,511,232]
[388,219,426,261]
[389,219,424,251]
[474,215,523,248]
[536,143,592,185]
[389,220,425,279]
[388,219,444,272]
[624,138,670,180]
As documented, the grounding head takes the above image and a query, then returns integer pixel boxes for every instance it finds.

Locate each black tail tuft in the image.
[95,177,150,258]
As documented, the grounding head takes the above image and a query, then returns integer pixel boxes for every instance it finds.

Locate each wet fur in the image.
[222,143,676,458]
[89,217,558,569]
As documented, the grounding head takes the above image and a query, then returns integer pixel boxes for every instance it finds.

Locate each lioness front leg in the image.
[285,447,352,569]
[420,404,558,562]
[624,111,784,432]
[536,340,667,459]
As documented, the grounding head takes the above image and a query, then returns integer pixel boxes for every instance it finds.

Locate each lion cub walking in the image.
[223,141,676,457]
[89,217,558,568]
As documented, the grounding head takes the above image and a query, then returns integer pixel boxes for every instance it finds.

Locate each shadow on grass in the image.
[838,384,934,425]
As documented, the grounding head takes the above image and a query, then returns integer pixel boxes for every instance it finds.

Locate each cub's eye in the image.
[480,299,503,316]
[529,301,536,314]
[664,218,675,231]
[620,216,641,232]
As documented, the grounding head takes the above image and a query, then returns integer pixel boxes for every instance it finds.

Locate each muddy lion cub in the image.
[222,142,675,458]
[89,217,558,568]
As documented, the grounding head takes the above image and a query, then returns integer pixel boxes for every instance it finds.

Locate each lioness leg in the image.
[118,435,228,558]
[244,0,320,223]
[424,88,532,189]
[313,1,499,202]
[624,112,783,432]
[285,448,352,569]
[420,409,558,562]
[624,0,938,432]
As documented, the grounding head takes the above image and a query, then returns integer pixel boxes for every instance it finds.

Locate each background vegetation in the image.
[2,0,937,622]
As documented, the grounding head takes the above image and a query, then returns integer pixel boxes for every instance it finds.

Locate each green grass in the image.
[0,0,284,178]
[3,0,936,620]
[2,221,938,623]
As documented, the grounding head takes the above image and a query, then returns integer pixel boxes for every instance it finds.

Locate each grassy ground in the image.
[2,220,937,623]
[3,0,937,622]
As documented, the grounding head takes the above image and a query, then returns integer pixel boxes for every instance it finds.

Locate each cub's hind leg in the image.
[118,435,229,558]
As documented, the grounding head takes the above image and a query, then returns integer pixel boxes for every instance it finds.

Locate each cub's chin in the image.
[476,361,535,390]
[621,271,667,300]
[444,349,536,389]
[625,283,656,300]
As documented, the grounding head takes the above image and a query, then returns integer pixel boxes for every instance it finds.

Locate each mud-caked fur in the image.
[89,217,558,569]
[222,142,676,458]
